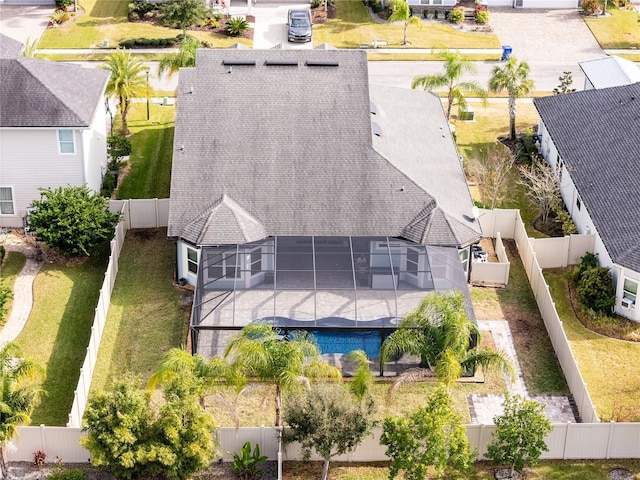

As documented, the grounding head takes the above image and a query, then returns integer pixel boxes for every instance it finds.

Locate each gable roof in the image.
[168,49,481,248]
[534,83,640,272]
[0,46,110,127]
[0,34,24,58]
[579,56,640,89]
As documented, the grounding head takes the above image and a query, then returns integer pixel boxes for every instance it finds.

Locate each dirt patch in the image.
[311,5,337,23]
[478,237,498,263]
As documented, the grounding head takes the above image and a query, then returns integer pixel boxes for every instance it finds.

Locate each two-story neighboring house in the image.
[0,34,110,228]
[167,49,482,363]
[534,83,640,321]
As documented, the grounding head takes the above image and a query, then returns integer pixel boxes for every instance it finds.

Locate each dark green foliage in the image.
[231,442,268,480]
[577,267,616,313]
[159,0,209,34]
[131,0,155,15]
[107,134,132,170]
[283,383,376,480]
[311,0,323,8]
[0,245,5,263]
[101,171,117,198]
[572,252,600,284]
[433,8,439,18]
[553,71,576,95]
[225,17,250,36]
[28,186,121,256]
[82,375,217,480]
[486,394,552,477]
[119,37,181,48]
[55,0,74,7]
[381,386,475,480]
[0,281,12,323]
[48,469,86,480]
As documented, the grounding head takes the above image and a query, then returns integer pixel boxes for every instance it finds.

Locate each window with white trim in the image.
[187,248,198,274]
[207,252,240,279]
[250,248,262,275]
[0,187,15,215]
[406,248,419,276]
[623,278,638,304]
[58,130,75,154]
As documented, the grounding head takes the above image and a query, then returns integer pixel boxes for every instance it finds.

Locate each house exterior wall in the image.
[177,240,200,286]
[518,0,578,7]
[406,0,455,6]
[0,128,87,228]
[81,101,109,193]
[538,119,640,321]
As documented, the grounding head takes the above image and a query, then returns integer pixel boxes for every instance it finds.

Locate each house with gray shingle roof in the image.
[534,83,640,321]
[0,34,110,229]
[168,49,482,364]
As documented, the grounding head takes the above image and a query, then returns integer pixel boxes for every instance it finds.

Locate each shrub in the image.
[311,0,323,7]
[48,469,86,480]
[225,16,249,36]
[231,442,268,480]
[577,267,616,313]
[55,0,74,7]
[119,36,179,48]
[50,9,70,24]
[0,281,12,325]
[101,171,117,198]
[581,0,601,15]
[476,9,489,24]
[449,6,464,24]
[132,0,155,15]
[572,252,599,284]
[434,9,439,19]
[0,245,5,263]
[107,134,132,168]
[33,450,46,468]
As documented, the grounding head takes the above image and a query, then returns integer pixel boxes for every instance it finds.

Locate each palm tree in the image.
[387,0,423,46]
[157,36,200,79]
[412,49,488,120]
[224,323,341,427]
[488,56,535,141]
[381,292,514,394]
[148,348,228,409]
[101,48,151,136]
[345,350,374,403]
[0,342,45,478]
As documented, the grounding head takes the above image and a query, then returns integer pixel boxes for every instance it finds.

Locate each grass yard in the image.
[116,103,175,199]
[90,228,190,394]
[544,269,640,422]
[38,0,252,49]
[281,459,640,479]
[36,52,169,62]
[453,101,547,239]
[313,0,501,49]
[584,5,640,49]
[15,243,109,426]
[0,251,26,326]
[368,52,501,61]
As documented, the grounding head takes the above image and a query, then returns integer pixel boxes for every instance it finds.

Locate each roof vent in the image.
[222,60,256,66]
[265,60,299,66]
[305,60,339,67]
[372,122,382,137]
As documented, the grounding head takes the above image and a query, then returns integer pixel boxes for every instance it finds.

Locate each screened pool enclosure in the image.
[190,236,474,374]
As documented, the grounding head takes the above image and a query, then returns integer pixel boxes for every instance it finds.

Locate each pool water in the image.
[309,330,388,358]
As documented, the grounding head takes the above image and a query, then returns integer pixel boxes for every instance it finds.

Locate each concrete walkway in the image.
[0,241,42,345]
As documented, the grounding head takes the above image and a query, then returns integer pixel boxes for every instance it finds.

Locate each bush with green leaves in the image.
[0,281,13,324]
[159,0,209,35]
[231,442,268,480]
[486,395,552,478]
[107,134,132,170]
[50,10,70,24]
[0,245,5,263]
[28,186,122,256]
[55,0,74,7]
[131,0,155,16]
[476,9,489,24]
[225,16,249,36]
[449,6,464,24]
[572,252,600,284]
[581,0,601,15]
[101,171,117,198]
[48,468,86,480]
[577,267,616,313]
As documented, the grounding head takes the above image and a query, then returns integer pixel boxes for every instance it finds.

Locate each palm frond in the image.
[461,347,516,383]
[386,367,434,404]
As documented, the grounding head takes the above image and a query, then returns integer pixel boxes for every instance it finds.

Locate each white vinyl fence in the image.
[66,199,170,428]
[470,231,510,286]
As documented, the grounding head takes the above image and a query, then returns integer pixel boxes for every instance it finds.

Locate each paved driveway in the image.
[251,3,314,49]
[0,5,51,45]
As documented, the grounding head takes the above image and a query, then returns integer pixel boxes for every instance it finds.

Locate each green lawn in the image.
[90,228,190,394]
[38,0,252,49]
[0,251,26,326]
[116,104,175,199]
[368,52,501,61]
[15,243,109,426]
[313,0,501,49]
[584,5,640,49]
[544,269,640,422]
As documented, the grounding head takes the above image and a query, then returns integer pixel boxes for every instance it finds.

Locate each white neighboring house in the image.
[0,34,110,229]
[579,56,640,90]
[404,0,584,8]
[533,83,640,321]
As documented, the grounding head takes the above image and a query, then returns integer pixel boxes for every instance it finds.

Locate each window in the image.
[207,252,240,279]
[623,278,638,304]
[250,248,262,275]
[576,195,581,211]
[58,130,75,154]
[187,248,198,274]
[406,248,419,276]
[0,187,14,215]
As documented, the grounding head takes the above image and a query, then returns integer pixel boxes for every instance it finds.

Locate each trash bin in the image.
[459,105,474,121]
[501,45,512,61]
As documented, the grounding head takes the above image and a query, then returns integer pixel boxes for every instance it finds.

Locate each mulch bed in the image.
[311,5,337,23]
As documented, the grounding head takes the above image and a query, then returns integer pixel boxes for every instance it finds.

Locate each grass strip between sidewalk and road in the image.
[16,243,109,426]
[0,251,26,327]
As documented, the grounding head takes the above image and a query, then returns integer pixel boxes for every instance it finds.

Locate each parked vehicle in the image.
[287,9,312,43]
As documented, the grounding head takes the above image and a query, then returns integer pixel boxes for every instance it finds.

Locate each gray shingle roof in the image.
[0,34,24,58]
[579,56,640,89]
[0,55,109,127]
[534,83,640,272]
[168,49,481,248]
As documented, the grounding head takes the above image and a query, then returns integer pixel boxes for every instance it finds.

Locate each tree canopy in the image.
[158,36,200,79]
[387,0,422,46]
[29,185,122,256]
[159,0,209,36]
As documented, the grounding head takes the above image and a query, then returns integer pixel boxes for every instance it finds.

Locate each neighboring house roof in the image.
[0,36,110,128]
[579,56,640,89]
[168,49,481,248]
[0,34,24,58]
[534,83,640,272]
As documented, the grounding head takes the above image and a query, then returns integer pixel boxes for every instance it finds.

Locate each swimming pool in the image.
[308,330,390,358]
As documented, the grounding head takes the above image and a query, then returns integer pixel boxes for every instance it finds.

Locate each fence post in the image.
[39,424,47,454]
[563,422,570,460]
[606,421,615,459]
